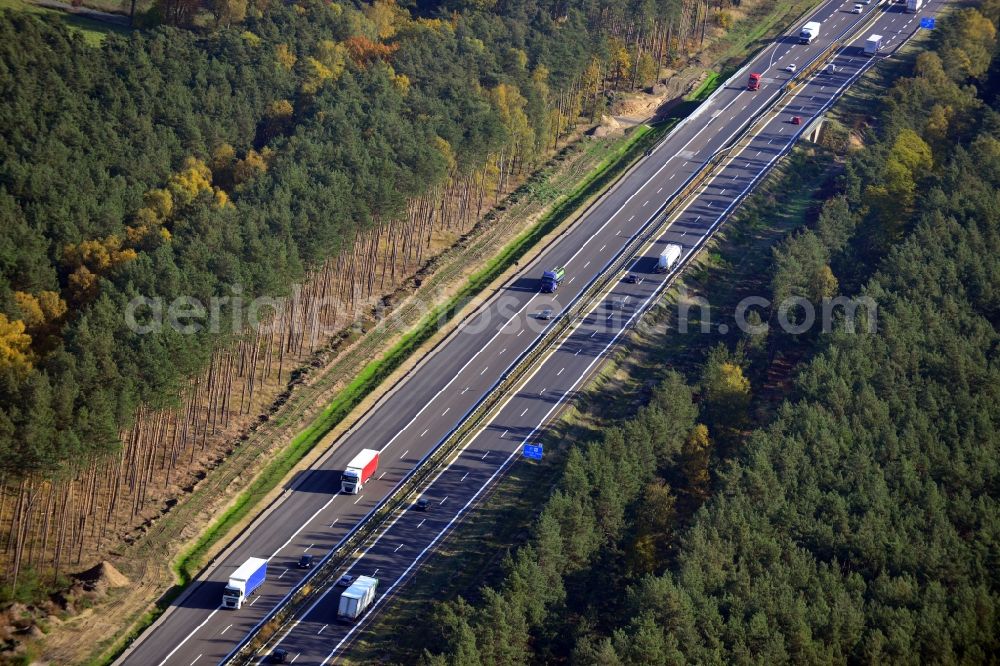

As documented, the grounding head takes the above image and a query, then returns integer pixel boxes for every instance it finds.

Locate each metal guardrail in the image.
[787,39,842,90]
[227,6,901,662]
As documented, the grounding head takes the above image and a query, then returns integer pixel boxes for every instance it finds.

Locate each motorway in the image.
[117,1,944,665]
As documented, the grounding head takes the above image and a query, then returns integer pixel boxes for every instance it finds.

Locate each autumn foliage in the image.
[344,35,398,66]
[0,314,32,379]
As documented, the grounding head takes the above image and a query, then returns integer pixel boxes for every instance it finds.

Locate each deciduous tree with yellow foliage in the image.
[700,344,750,451]
[0,314,32,379]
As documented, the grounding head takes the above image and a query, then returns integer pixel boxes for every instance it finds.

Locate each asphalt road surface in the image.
[117,2,944,665]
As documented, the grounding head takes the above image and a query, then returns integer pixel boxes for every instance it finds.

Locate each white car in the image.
[785,64,797,73]
[852,3,863,12]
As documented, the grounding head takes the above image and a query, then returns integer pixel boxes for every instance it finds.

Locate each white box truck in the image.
[223,557,267,609]
[799,21,821,44]
[338,575,378,621]
[657,244,683,273]
[865,34,884,55]
[906,0,923,12]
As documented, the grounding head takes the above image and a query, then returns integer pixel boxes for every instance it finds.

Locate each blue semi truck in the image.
[540,267,565,293]
[223,557,267,609]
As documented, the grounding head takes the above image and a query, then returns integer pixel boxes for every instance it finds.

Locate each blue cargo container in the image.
[223,557,268,609]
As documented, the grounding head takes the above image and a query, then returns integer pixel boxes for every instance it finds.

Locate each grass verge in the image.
[0,0,126,44]
[715,0,823,66]
[687,71,721,101]
[645,147,839,385]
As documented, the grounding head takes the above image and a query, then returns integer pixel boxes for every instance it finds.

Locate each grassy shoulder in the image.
[714,0,821,67]
[0,0,126,44]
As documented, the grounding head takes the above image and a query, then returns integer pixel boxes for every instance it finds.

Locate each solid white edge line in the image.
[156,610,220,666]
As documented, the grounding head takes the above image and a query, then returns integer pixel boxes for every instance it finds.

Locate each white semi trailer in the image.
[799,21,821,44]
[657,244,683,273]
[338,576,379,621]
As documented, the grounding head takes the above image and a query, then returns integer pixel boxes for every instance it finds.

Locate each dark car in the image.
[644,147,654,157]
[336,574,354,587]
[415,497,430,512]
[624,274,639,284]
[270,648,289,664]
[297,554,314,569]
[791,116,803,125]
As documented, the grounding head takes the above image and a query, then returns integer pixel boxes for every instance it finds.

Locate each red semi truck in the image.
[747,72,761,91]
[341,449,379,494]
